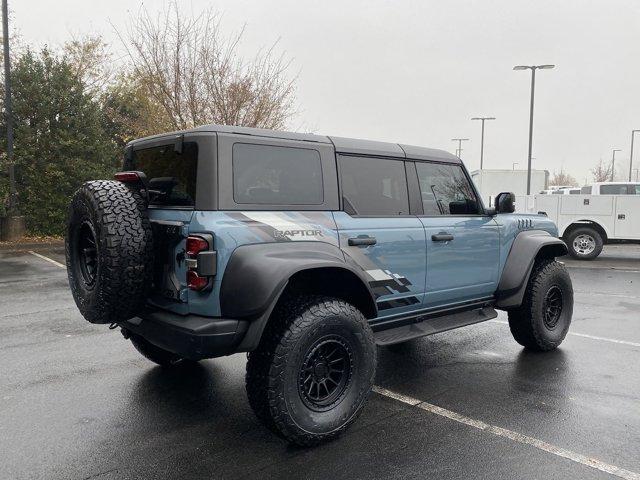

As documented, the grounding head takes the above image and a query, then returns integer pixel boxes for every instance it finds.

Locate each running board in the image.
[374,306,498,346]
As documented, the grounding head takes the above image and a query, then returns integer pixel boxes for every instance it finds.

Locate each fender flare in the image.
[495,230,568,309]
[219,241,377,351]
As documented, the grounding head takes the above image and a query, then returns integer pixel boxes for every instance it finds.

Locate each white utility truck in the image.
[517,194,640,259]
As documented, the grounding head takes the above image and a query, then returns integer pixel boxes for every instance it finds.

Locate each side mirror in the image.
[495,192,516,214]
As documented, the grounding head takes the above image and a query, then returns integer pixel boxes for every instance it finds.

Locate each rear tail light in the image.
[114,171,141,183]
[186,235,213,291]
[187,270,209,291]
[186,236,209,257]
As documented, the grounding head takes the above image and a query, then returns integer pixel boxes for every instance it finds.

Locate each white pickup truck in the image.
[516,194,640,259]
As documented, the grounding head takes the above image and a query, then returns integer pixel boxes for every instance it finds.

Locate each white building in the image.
[470,169,549,206]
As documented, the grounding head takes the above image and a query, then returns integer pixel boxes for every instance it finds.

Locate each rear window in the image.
[232,143,323,205]
[129,142,198,207]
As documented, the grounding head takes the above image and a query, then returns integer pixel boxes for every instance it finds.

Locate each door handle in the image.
[348,236,377,247]
[431,233,454,242]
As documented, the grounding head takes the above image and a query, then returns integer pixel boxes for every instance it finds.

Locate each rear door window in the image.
[415,162,479,215]
[232,143,323,205]
[129,142,198,207]
[338,155,409,215]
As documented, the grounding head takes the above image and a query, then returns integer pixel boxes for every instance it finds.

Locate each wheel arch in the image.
[561,220,609,242]
[219,242,378,351]
[495,230,568,310]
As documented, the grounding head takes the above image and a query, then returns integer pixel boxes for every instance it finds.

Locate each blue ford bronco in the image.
[66,125,573,445]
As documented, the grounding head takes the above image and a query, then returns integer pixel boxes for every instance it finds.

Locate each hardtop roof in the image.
[128,124,460,164]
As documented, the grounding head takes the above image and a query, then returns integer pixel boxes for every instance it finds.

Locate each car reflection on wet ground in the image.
[0,244,638,480]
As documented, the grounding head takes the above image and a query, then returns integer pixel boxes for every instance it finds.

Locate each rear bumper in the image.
[122,310,249,360]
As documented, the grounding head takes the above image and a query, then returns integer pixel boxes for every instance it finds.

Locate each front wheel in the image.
[246,296,376,446]
[508,259,573,351]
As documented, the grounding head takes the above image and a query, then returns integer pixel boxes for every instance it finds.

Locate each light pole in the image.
[611,149,621,181]
[629,130,640,181]
[451,138,469,159]
[2,0,16,215]
[471,117,495,170]
[513,64,555,194]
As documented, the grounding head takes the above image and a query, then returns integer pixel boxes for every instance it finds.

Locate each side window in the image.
[232,143,323,205]
[415,162,479,215]
[599,184,627,195]
[338,155,409,215]
[581,186,592,194]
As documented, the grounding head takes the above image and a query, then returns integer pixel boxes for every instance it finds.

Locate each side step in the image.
[374,306,498,346]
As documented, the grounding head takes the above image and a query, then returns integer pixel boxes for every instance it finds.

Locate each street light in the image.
[611,149,621,181]
[629,130,640,181]
[2,0,16,215]
[471,117,495,170]
[451,138,469,159]
[513,64,555,194]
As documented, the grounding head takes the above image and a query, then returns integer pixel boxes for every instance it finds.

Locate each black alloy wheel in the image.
[76,221,98,286]
[542,285,563,329]
[299,336,354,411]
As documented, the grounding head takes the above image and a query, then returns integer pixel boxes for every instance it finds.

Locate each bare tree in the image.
[591,158,613,182]
[550,168,577,186]
[117,3,296,132]
[64,36,113,93]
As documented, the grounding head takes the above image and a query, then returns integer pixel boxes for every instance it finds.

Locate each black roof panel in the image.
[400,144,461,163]
[329,136,406,157]
[127,125,459,164]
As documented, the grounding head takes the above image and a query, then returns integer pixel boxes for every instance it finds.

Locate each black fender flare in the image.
[495,230,568,309]
[219,241,377,351]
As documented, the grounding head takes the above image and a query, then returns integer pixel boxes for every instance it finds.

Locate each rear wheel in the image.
[246,295,376,446]
[508,259,573,351]
[565,226,603,260]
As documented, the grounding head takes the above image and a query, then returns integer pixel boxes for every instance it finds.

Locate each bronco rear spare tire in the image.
[66,180,154,324]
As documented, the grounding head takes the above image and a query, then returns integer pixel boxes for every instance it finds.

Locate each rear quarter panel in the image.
[187,211,339,316]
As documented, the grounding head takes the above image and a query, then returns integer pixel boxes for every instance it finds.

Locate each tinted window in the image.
[130,142,198,207]
[232,143,323,205]
[415,162,479,215]
[600,184,630,194]
[581,186,592,194]
[338,155,409,215]
[552,190,564,194]
[569,189,581,194]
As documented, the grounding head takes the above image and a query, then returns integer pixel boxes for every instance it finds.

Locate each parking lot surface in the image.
[1,244,639,480]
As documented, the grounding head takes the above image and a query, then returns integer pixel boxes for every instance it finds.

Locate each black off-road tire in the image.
[66,180,154,324]
[245,295,376,446]
[508,259,573,351]
[129,334,183,367]
[565,227,603,260]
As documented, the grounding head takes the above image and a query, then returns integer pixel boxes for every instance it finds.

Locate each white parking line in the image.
[488,320,640,348]
[372,386,640,480]
[28,251,66,269]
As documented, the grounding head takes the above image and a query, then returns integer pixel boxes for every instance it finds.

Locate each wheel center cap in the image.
[313,362,328,379]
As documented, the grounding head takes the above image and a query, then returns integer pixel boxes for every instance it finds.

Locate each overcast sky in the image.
[11,0,640,183]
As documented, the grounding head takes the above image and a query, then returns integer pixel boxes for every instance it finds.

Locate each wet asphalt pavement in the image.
[1,244,639,480]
